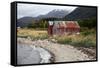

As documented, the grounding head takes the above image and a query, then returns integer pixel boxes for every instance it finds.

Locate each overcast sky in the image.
[17,3,77,19]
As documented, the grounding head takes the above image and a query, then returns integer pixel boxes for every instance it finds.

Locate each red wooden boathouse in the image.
[48,21,80,35]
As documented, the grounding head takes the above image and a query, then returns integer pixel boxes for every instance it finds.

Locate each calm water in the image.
[17,44,41,64]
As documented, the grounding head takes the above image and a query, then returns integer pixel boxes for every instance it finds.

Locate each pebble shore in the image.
[17,37,94,64]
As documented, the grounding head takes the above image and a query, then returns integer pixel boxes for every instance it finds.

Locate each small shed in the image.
[48,21,80,36]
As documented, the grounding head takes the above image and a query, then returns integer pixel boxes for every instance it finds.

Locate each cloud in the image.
[17,3,77,19]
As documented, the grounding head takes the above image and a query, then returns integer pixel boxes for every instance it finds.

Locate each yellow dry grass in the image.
[17,28,96,48]
[17,28,48,40]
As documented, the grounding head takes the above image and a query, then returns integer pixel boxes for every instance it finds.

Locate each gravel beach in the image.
[17,38,94,64]
[17,43,52,64]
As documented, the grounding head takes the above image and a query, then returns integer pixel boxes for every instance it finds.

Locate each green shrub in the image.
[81,29,96,36]
[54,34,96,48]
[71,38,96,48]
[56,37,72,44]
[81,31,91,36]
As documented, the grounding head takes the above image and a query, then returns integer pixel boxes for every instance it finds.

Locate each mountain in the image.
[35,9,70,20]
[17,9,70,27]
[64,7,97,20]
[45,9,70,18]
[17,17,35,27]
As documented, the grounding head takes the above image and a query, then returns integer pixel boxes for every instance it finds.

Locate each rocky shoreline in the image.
[17,43,54,64]
[17,37,96,64]
[76,47,96,59]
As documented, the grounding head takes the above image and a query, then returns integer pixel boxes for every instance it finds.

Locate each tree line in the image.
[27,17,97,30]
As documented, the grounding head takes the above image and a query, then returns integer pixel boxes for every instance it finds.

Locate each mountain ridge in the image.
[64,7,97,20]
